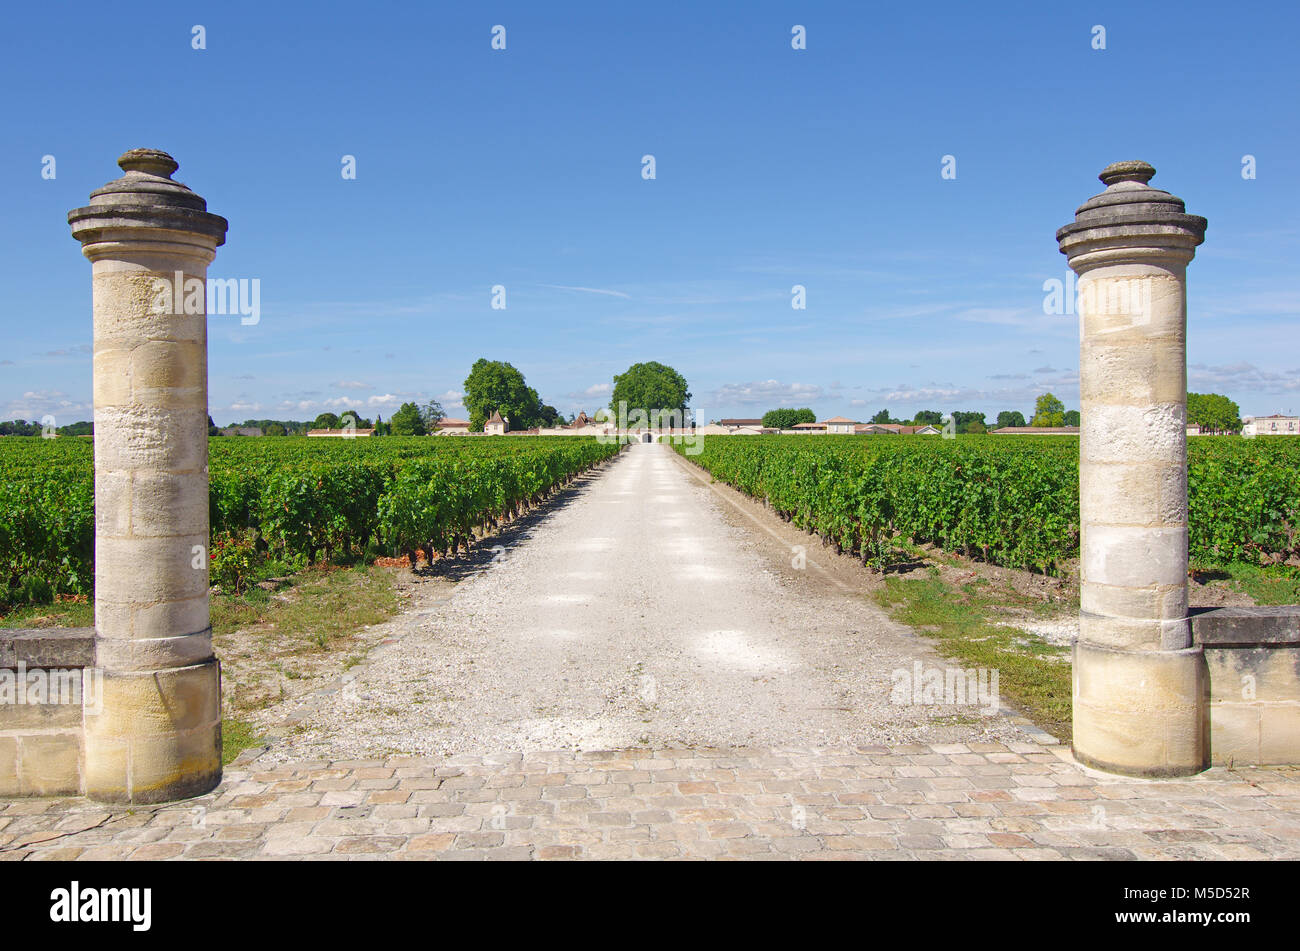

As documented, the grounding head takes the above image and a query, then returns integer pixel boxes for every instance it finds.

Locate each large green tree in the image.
[609,362,691,427]
[762,407,816,429]
[997,410,1026,428]
[1187,392,1241,433]
[463,358,547,431]
[1030,393,1066,427]
[870,409,894,425]
[389,402,426,436]
[913,410,944,426]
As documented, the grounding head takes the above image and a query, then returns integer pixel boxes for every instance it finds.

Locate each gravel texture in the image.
[258,443,1035,765]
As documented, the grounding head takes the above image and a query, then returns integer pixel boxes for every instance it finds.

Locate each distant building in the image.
[790,421,827,432]
[823,416,860,434]
[306,427,375,437]
[434,417,470,434]
[485,410,509,435]
[990,426,1080,436]
[1243,414,1300,436]
[219,426,263,437]
[717,418,763,428]
[1187,424,1202,436]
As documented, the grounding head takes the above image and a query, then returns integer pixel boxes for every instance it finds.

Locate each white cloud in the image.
[3,390,90,420]
[710,380,825,405]
[1189,361,1300,395]
[331,380,372,391]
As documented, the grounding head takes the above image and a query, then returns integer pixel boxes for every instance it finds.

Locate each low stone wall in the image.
[0,628,94,796]
[1193,607,1300,767]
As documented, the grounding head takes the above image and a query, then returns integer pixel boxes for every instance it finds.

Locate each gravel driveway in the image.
[258,443,1034,764]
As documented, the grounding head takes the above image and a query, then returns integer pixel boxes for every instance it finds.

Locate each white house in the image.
[823,416,860,434]
[434,417,470,435]
[1243,414,1300,436]
[484,410,509,435]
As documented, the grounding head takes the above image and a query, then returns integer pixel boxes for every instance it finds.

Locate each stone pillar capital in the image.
[1056,161,1207,274]
[68,149,228,262]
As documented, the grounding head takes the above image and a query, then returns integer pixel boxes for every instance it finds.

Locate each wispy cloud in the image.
[540,284,630,299]
[41,344,91,358]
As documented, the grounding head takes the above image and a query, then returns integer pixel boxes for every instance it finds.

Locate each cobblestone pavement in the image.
[2,743,1297,860]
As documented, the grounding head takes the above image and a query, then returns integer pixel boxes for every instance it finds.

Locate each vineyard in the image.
[5,433,1298,607]
[0,436,622,605]
[670,435,1300,575]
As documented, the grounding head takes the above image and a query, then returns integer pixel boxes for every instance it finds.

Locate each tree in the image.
[914,410,944,426]
[1030,393,1065,427]
[420,399,446,429]
[762,408,816,430]
[1063,409,1080,427]
[952,411,987,434]
[609,362,691,428]
[997,410,1026,429]
[463,358,546,431]
[207,415,219,436]
[313,412,340,430]
[389,402,426,436]
[870,409,893,425]
[1187,392,1241,433]
[264,422,287,437]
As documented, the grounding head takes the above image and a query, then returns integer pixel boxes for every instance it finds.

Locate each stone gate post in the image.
[69,149,228,802]
[1057,161,1208,776]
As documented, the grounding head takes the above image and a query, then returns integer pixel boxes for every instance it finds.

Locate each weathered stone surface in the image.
[0,629,96,669]
[1059,162,1211,777]
[66,149,227,805]
[1193,606,1300,646]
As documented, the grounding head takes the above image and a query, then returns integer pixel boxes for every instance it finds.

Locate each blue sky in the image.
[2,1,1297,426]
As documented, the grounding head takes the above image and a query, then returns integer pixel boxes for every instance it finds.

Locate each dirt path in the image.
[254,443,1040,764]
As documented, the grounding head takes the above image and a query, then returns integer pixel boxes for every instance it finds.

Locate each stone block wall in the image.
[0,629,95,796]
[1194,607,1300,766]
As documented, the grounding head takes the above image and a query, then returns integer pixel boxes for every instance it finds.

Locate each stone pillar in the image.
[69,149,228,803]
[1057,161,1208,776]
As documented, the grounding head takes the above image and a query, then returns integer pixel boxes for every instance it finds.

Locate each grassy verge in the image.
[210,563,401,651]
[221,717,264,765]
[2,563,405,764]
[0,597,93,629]
[874,568,1074,740]
[212,563,404,717]
[1216,562,1300,605]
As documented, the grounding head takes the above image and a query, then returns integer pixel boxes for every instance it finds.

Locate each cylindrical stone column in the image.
[69,149,228,803]
[1057,161,1208,777]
